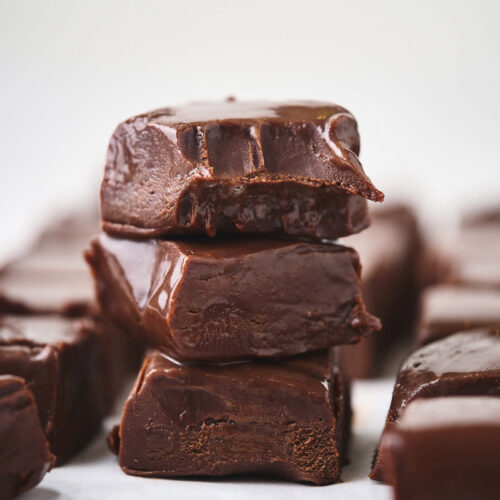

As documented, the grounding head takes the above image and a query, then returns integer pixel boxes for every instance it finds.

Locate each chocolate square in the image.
[0,375,54,499]
[111,350,350,484]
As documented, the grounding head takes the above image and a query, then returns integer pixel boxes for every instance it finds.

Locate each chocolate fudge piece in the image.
[0,268,94,316]
[87,233,380,362]
[417,285,500,346]
[338,204,421,378]
[101,101,383,239]
[450,215,500,289]
[370,330,500,482]
[385,397,500,500]
[0,315,105,464]
[111,350,350,484]
[0,375,54,499]
[0,216,95,316]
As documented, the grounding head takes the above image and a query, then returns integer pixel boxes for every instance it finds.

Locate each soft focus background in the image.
[1,0,499,262]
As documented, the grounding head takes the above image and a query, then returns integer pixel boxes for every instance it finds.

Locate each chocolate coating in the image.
[417,285,500,346]
[385,397,500,500]
[370,330,500,482]
[112,350,350,484]
[0,375,54,500]
[86,234,380,362]
[0,315,105,464]
[101,101,383,239]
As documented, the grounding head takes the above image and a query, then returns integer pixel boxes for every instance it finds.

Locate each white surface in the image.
[23,379,395,500]
[1,0,500,263]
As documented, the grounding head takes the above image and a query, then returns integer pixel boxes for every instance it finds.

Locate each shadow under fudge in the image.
[100,101,383,240]
[370,329,500,483]
[86,234,380,362]
[417,285,500,346]
[110,350,350,485]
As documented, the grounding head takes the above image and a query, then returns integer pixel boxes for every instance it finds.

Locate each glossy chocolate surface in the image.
[112,350,350,484]
[87,233,380,362]
[417,285,500,346]
[0,316,105,464]
[386,397,500,500]
[101,100,383,239]
[370,330,500,482]
[0,375,54,500]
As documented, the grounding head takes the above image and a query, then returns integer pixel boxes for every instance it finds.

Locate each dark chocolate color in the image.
[417,285,500,346]
[112,350,350,484]
[370,330,500,482]
[86,234,380,362]
[0,316,105,464]
[385,397,500,500]
[0,375,54,500]
[338,204,421,378]
[101,101,383,239]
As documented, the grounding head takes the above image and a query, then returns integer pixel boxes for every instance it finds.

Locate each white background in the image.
[1,0,500,261]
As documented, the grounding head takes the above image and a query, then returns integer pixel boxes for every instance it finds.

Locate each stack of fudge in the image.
[370,208,500,499]
[0,211,137,498]
[86,100,384,484]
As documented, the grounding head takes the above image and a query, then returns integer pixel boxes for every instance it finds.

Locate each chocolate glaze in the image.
[370,330,500,482]
[417,285,500,346]
[112,350,350,484]
[0,375,54,500]
[86,233,380,362]
[0,316,105,464]
[101,100,383,239]
[385,397,500,500]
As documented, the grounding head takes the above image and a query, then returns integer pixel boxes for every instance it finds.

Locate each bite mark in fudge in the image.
[385,397,500,500]
[0,375,54,500]
[370,330,500,482]
[101,101,383,239]
[417,285,500,346]
[86,234,380,362]
[111,350,350,485]
[0,315,105,464]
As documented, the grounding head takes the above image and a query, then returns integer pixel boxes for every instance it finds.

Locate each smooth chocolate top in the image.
[417,285,500,345]
[108,101,380,198]
[399,396,500,429]
[0,269,94,316]
[0,315,86,346]
[401,330,500,377]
